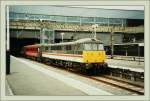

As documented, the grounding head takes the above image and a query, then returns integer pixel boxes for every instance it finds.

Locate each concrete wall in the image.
[10,29,40,39]
[10,29,123,45]
[55,31,123,45]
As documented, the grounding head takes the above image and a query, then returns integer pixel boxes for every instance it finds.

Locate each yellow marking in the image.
[83,51,106,63]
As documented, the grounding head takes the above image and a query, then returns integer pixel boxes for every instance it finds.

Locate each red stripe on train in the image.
[25,52,38,57]
[43,53,83,58]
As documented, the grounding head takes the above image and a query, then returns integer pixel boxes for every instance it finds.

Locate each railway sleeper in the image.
[107,68,144,82]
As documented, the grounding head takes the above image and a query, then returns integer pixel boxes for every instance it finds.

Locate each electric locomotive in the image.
[23,38,107,73]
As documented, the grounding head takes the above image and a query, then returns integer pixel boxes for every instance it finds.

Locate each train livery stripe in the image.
[42,52,83,58]
[42,53,83,63]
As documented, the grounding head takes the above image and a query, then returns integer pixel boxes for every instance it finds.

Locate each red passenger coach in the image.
[23,45,40,58]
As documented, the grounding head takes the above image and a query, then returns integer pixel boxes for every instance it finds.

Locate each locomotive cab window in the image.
[83,43,104,50]
[84,44,91,50]
[92,44,98,50]
[97,44,104,50]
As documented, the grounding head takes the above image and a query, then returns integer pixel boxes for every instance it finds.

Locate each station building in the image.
[9,6,144,56]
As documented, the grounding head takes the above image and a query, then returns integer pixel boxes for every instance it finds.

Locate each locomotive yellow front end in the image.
[81,41,107,68]
[83,50,106,63]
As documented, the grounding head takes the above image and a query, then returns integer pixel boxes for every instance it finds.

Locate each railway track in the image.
[71,71,144,95]
[25,58,145,95]
[51,65,144,95]
[90,76,144,95]
[101,75,144,88]
[55,67,144,95]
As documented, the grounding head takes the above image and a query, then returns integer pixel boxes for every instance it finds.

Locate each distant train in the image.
[22,38,108,73]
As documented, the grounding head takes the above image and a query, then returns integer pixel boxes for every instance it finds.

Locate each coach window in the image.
[66,45,71,50]
[51,46,54,50]
[79,44,84,50]
[59,46,61,50]
[64,45,70,54]
[55,46,58,50]
[75,44,80,50]
[73,44,81,54]
[45,47,50,51]
[56,46,60,50]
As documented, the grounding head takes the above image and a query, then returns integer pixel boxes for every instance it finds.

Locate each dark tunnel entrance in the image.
[10,29,40,56]
[10,38,40,56]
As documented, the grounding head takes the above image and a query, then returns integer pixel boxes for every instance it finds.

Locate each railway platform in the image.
[6,56,112,96]
[106,58,144,73]
[106,55,144,62]
[5,80,13,96]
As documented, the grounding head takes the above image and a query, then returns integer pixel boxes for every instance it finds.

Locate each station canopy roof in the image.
[9,6,144,19]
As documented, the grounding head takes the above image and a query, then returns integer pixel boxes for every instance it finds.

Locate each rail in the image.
[90,75,144,95]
